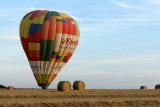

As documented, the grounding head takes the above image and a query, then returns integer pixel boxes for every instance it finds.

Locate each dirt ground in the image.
[0,89,160,107]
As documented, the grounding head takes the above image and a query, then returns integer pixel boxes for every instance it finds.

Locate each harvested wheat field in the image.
[0,89,160,107]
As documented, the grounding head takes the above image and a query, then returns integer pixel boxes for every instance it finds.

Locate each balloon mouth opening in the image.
[38,83,50,89]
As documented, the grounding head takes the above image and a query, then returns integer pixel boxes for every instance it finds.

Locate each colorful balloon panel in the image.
[20,10,80,89]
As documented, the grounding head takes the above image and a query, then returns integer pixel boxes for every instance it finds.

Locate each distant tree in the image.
[0,85,6,88]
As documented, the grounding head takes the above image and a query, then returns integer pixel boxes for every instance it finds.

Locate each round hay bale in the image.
[155,84,160,89]
[140,86,147,89]
[57,81,71,92]
[7,86,14,90]
[73,81,85,91]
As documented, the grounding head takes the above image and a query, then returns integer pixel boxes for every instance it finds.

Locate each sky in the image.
[0,0,160,89]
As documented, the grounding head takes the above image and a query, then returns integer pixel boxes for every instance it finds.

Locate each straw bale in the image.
[140,86,147,89]
[57,81,71,92]
[73,81,85,91]
[7,86,14,90]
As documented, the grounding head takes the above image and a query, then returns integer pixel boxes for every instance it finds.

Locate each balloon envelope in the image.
[19,10,80,89]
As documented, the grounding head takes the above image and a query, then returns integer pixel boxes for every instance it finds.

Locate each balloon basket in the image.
[41,86,48,89]
[38,83,49,89]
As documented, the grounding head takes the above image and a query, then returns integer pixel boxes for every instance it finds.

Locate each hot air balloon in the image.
[19,10,80,89]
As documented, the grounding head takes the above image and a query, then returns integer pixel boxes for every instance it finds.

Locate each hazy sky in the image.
[0,0,160,89]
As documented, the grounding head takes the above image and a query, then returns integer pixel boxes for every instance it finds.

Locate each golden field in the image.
[0,89,160,107]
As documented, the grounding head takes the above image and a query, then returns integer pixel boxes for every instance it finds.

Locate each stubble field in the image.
[0,89,160,107]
